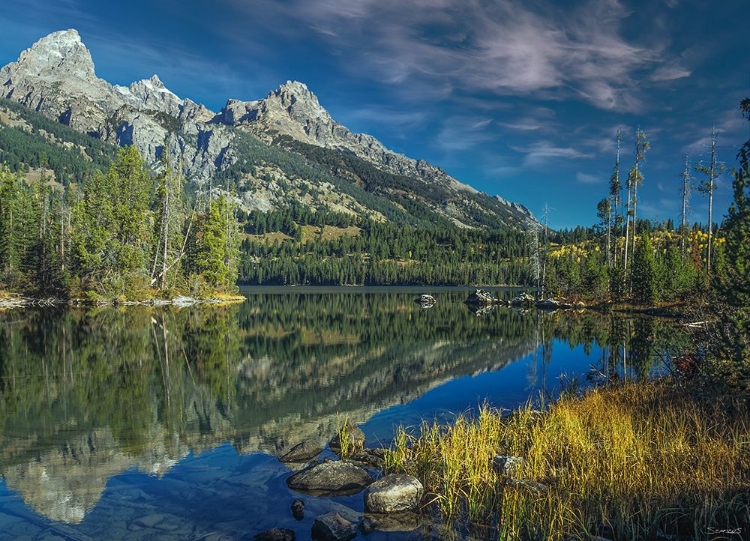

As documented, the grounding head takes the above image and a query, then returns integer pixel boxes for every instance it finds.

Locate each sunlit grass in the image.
[385,380,750,540]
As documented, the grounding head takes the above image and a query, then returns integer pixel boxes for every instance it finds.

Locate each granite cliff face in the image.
[216,81,477,196]
[0,29,118,135]
[0,29,228,185]
[1,29,534,227]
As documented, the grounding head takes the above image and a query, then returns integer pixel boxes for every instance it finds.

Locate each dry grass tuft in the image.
[385,380,750,540]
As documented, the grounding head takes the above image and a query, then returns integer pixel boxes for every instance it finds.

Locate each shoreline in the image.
[0,292,246,310]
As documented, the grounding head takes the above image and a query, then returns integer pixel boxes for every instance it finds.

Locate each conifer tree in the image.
[188,195,240,292]
[714,100,750,364]
[71,146,152,297]
[0,167,39,289]
[632,231,657,305]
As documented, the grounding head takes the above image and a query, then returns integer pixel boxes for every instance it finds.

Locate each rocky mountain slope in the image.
[1,29,535,229]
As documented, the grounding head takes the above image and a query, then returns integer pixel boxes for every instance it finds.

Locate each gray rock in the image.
[535,298,560,310]
[492,455,525,478]
[312,512,357,541]
[286,461,373,496]
[115,75,184,117]
[172,295,196,307]
[252,528,295,541]
[510,292,535,307]
[465,289,499,305]
[349,448,386,468]
[279,440,322,463]
[364,474,423,513]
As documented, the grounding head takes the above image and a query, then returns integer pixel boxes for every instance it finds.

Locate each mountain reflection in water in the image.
[0,288,690,538]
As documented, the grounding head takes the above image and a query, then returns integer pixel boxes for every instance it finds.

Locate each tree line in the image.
[238,213,533,286]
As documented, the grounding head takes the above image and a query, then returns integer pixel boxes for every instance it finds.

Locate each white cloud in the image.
[436,116,496,151]
[650,65,692,82]
[511,141,594,166]
[576,172,602,184]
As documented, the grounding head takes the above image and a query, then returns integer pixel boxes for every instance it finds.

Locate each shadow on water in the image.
[0,288,692,539]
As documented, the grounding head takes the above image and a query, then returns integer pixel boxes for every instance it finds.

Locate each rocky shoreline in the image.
[0,293,246,310]
[264,426,426,541]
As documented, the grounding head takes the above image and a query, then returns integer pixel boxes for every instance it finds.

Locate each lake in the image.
[0,287,689,540]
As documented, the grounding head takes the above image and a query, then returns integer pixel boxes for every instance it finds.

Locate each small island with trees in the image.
[0,145,242,304]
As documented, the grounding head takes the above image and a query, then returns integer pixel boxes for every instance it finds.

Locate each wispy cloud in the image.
[576,172,602,184]
[222,0,676,112]
[650,64,691,82]
[511,141,594,166]
[436,116,496,151]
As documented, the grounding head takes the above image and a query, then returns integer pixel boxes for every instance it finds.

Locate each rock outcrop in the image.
[216,81,475,197]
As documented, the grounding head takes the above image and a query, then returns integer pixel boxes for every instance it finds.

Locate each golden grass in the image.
[385,381,750,540]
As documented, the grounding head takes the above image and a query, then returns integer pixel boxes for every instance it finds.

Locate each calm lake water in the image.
[0,287,689,540]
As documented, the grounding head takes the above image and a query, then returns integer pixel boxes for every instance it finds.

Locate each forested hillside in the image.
[0,98,117,184]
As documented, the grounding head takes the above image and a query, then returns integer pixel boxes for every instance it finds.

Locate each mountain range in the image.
[0,29,534,229]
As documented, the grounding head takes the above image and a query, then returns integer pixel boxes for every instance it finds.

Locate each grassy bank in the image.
[385,380,750,540]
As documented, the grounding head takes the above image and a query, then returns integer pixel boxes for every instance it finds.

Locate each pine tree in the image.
[632,231,657,305]
[714,110,750,364]
[71,146,152,297]
[189,195,240,292]
[0,167,39,289]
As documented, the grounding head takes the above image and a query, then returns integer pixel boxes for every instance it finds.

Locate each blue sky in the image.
[1,0,749,229]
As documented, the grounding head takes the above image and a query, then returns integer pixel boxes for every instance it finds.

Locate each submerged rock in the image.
[291,499,305,520]
[279,440,323,463]
[252,528,295,541]
[349,448,386,469]
[360,511,421,533]
[312,511,358,541]
[364,474,423,513]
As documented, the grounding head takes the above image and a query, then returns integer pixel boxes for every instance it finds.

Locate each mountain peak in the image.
[37,28,82,48]
[270,80,329,119]
[17,28,94,79]
[276,80,313,98]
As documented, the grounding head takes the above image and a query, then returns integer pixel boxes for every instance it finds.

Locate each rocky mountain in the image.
[1,29,534,229]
